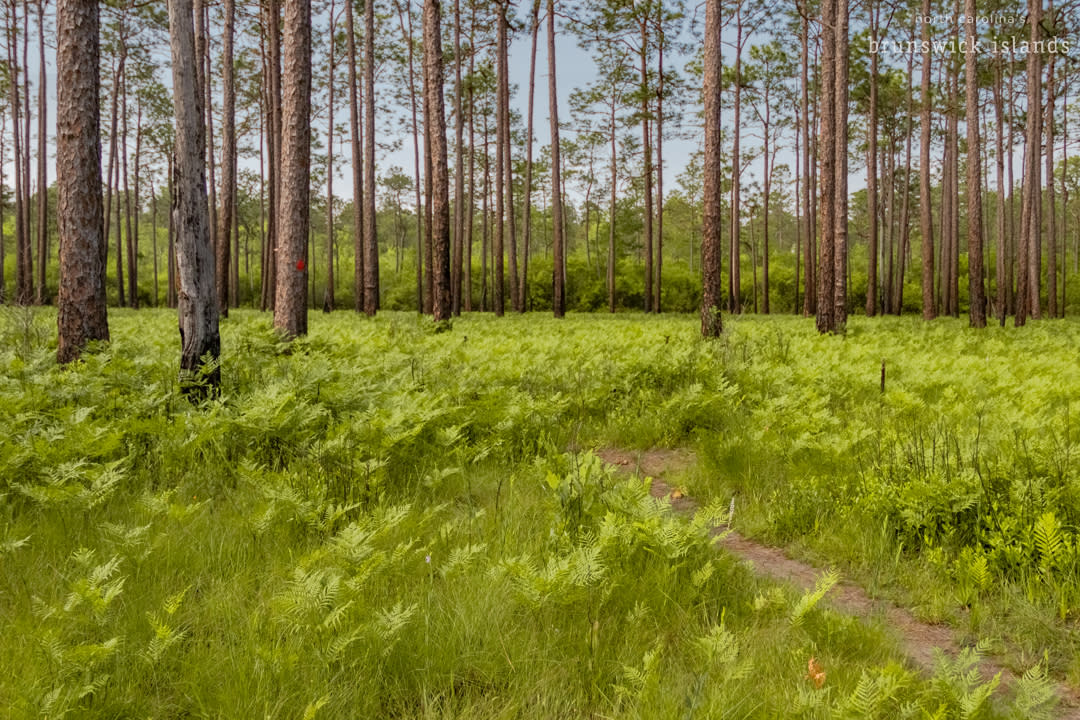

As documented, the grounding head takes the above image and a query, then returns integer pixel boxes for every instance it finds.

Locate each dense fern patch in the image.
[0,308,1066,717]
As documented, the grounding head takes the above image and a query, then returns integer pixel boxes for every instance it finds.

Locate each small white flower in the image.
[425,555,431,564]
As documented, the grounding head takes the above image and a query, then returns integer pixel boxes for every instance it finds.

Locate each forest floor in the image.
[4,308,1077,718]
[598,446,1080,717]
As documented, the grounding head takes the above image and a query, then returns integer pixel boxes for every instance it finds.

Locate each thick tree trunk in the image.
[273,0,312,337]
[57,0,109,362]
[423,0,451,321]
[168,0,220,394]
[701,0,722,337]
[549,0,565,317]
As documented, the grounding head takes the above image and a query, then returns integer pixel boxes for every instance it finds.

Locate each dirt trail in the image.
[596,447,1080,716]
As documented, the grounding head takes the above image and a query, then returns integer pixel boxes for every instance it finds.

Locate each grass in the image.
[0,307,1066,718]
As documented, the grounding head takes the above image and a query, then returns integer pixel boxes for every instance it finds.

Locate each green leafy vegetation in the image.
[0,309,1069,717]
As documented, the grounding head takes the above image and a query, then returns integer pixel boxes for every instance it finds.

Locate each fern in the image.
[790,569,840,628]
[1033,511,1067,575]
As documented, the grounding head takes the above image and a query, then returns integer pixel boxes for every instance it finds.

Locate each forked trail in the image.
[596,447,1080,717]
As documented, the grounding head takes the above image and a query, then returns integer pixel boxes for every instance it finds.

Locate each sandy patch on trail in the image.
[595,447,1080,715]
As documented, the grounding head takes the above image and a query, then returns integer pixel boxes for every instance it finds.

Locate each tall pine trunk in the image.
[273,0,312,337]
[57,0,109,362]
[168,0,220,394]
[423,0,451,321]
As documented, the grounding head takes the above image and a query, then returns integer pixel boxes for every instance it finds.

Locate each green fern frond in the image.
[790,569,840,628]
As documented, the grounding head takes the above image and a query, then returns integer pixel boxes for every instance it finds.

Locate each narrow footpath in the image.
[596,447,1080,717]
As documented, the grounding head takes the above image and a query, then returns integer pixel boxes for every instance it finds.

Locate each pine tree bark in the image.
[815,0,836,332]
[965,0,984,327]
[919,0,935,320]
[548,0,564,317]
[729,7,743,314]
[833,0,849,329]
[1046,13,1057,318]
[700,0,722,337]
[324,0,336,313]
[865,0,878,316]
[273,0,312,337]
[522,0,541,312]
[994,54,1006,324]
[168,0,220,393]
[799,0,813,316]
[57,0,108,363]
[33,0,45,304]
[364,0,379,314]
[346,0,364,313]
[219,0,236,316]
[423,0,451,321]
[451,0,464,315]
[493,0,507,316]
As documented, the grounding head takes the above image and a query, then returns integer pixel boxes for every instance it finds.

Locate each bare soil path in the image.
[596,447,1080,716]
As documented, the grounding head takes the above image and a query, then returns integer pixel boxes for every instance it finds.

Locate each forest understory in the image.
[1,308,1077,718]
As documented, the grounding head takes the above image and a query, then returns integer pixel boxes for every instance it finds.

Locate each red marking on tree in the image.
[296,259,306,271]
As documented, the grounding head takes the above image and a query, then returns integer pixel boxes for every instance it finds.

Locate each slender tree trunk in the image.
[273,0,312,337]
[833,0,849,329]
[465,19,475,312]
[866,0,878,316]
[919,0,935,320]
[815,0,836,332]
[608,95,617,313]
[122,70,137,307]
[964,0,984,327]
[364,0,379,313]
[168,0,220,393]
[1046,19,1057,318]
[423,0,451,321]
[654,13,665,313]
[701,0,722,337]
[493,1,507,316]
[549,0,564,317]
[522,0,540,312]
[451,0,464,315]
[799,1,813,316]
[1018,0,1042,325]
[994,54,1006,323]
[729,9,742,314]
[33,0,45,304]
[20,0,30,304]
[167,153,176,308]
[219,0,236,316]
[324,0,336,313]
[640,18,653,312]
[57,0,109,362]
[10,1,26,304]
[151,182,159,306]
[347,0,364,313]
